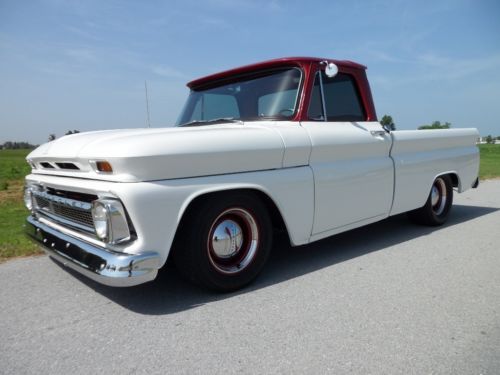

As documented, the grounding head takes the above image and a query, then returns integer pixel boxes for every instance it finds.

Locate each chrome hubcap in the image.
[211,219,243,258]
[207,208,259,274]
[431,178,447,215]
[431,186,440,206]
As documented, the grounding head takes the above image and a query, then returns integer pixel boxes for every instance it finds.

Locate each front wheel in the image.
[407,175,453,226]
[173,192,272,292]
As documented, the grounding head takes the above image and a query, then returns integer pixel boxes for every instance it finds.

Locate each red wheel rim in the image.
[207,207,259,274]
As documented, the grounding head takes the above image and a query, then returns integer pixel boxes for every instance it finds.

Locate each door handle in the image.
[370,130,386,137]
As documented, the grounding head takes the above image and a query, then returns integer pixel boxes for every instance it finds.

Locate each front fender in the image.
[164,167,315,260]
[26,167,315,268]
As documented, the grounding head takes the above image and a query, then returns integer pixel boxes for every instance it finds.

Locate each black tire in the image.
[172,192,272,292]
[407,175,453,226]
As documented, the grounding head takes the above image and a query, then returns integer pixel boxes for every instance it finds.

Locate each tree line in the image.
[382,116,452,130]
[381,116,498,142]
[483,135,500,144]
[380,115,452,131]
[1,141,37,149]
[1,130,82,149]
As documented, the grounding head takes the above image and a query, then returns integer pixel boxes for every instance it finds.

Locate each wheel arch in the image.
[411,172,459,211]
[430,171,460,191]
[171,186,291,255]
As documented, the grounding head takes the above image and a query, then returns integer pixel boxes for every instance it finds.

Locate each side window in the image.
[322,73,365,122]
[189,93,239,122]
[308,71,366,122]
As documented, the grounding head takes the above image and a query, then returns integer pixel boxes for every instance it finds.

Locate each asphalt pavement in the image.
[1,180,499,374]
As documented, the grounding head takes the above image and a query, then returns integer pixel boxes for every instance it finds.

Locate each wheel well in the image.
[171,189,290,256]
[447,173,459,188]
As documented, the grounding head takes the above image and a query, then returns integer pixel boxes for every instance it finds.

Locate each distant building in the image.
[478,136,500,144]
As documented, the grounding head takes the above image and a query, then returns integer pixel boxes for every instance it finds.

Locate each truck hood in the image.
[27,123,285,182]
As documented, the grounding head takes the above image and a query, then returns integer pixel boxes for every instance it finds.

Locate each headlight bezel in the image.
[23,185,34,211]
[91,199,131,244]
[27,159,37,170]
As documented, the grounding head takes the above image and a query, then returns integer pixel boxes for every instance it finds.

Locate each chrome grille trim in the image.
[37,210,95,233]
[32,190,92,210]
[32,189,95,234]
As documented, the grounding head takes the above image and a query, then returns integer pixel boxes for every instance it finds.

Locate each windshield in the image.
[176,68,302,126]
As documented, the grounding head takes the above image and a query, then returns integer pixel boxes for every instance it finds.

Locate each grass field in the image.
[477,144,500,179]
[1,144,499,262]
[0,149,39,261]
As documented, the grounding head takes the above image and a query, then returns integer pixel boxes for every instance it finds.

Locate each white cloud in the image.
[373,53,500,90]
[65,25,101,41]
[152,65,185,78]
[416,53,500,80]
[65,48,97,62]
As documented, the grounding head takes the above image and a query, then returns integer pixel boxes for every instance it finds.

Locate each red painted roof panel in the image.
[187,56,366,89]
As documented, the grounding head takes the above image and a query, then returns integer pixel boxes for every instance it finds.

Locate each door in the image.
[301,70,394,235]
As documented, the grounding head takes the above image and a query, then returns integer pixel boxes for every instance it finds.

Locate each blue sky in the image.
[1,0,499,144]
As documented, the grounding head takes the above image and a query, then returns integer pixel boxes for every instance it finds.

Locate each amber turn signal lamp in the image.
[89,160,113,173]
[96,161,113,173]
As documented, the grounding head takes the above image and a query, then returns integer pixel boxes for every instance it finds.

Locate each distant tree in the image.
[380,115,396,131]
[485,135,494,144]
[48,134,56,141]
[418,121,451,130]
[1,141,36,149]
[65,130,80,135]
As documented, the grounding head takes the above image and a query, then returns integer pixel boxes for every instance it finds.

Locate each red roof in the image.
[187,56,366,89]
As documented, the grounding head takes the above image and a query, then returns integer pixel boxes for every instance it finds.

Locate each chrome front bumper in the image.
[26,216,160,287]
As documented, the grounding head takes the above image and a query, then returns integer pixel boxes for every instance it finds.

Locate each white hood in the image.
[27,123,285,182]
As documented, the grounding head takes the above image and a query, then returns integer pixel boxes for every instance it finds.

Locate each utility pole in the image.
[145,81,151,128]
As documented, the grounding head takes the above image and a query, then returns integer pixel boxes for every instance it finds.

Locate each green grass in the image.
[0,201,39,261]
[0,144,499,262]
[0,149,40,262]
[478,144,500,180]
[0,149,32,190]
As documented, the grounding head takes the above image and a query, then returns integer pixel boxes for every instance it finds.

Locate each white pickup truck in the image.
[24,57,479,291]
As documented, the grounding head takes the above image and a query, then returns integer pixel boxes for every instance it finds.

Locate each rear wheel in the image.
[173,192,272,292]
[408,175,453,226]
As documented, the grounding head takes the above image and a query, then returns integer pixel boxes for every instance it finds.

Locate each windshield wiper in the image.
[178,117,243,127]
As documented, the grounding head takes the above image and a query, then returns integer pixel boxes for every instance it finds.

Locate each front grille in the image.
[32,189,97,233]
[45,187,96,203]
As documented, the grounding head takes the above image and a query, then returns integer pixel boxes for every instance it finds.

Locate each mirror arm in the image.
[382,124,391,133]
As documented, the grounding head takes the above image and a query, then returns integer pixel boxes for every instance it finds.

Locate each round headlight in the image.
[92,202,109,240]
[23,186,33,210]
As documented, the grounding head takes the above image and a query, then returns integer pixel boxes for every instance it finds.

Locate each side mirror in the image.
[324,62,338,78]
